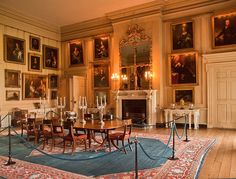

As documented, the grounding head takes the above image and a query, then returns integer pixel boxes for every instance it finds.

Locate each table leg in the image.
[194,112,199,129]
[188,114,191,129]
[164,111,168,128]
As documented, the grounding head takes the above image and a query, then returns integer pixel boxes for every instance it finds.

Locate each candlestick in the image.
[78,96,87,124]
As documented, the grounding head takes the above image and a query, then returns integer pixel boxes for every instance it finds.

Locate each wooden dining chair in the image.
[25,116,41,144]
[42,119,64,151]
[62,121,87,154]
[108,119,132,154]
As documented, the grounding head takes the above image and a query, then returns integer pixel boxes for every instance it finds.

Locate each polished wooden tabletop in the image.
[73,119,125,130]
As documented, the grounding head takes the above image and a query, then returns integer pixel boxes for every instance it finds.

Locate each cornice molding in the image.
[203,51,236,64]
[61,17,113,41]
[0,5,60,34]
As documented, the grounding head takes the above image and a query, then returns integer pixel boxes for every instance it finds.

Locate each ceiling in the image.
[0,0,157,27]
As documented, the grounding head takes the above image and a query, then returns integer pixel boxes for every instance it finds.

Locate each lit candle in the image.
[96,96,99,107]
[79,96,81,106]
[85,97,87,107]
[104,96,106,106]
[82,97,84,106]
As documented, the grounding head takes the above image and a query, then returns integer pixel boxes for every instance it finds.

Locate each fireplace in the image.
[114,90,158,127]
[122,99,146,125]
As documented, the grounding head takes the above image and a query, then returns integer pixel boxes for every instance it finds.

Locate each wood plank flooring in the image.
[132,127,236,179]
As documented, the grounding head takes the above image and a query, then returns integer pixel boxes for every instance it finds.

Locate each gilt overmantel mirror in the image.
[119,24,152,90]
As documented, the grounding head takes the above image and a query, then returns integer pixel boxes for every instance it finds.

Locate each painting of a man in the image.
[70,43,83,66]
[4,35,25,64]
[43,45,58,69]
[29,54,41,72]
[94,37,109,59]
[170,53,197,85]
[94,64,109,88]
[213,12,236,47]
[172,21,194,51]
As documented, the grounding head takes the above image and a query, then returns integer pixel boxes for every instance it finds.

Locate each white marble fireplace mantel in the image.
[114,90,158,126]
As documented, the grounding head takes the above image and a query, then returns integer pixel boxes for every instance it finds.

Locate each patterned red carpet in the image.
[0,132,215,179]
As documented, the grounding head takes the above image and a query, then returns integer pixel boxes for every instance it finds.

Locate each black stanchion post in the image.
[134,137,138,179]
[5,112,16,166]
[168,120,179,160]
[183,115,190,142]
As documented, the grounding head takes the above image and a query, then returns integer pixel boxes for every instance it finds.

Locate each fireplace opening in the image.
[122,99,146,126]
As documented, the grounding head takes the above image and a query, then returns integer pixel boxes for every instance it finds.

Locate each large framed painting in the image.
[28,53,42,72]
[93,63,110,89]
[50,90,58,100]
[94,36,109,60]
[212,11,236,48]
[5,69,21,88]
[29,36,40,52]
[70,42,84,66]
[173,87,194,104]
[43,45,58,69]
[6,90,20,101]
[171,21,194,51]
[22,73,47,99]
[48,74,58,89]
[4,35,25,64]
[169,52,198,85]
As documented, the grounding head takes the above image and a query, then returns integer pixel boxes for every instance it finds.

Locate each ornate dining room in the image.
[0,0,236,178]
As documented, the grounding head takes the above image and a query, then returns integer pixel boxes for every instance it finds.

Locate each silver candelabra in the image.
[40,97,48,118]
[78,96,87,124]
[56,96,66,121]
[96,96,106,125]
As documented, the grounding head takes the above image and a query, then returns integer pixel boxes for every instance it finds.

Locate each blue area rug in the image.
[0,134,171,177]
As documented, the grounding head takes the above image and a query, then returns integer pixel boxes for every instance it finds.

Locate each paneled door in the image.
[208,63,236,128]
[69,76,86,114]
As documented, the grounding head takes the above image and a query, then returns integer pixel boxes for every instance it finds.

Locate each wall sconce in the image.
[111,73,119,81]
[121,74,128,81]
[144,71,152,80]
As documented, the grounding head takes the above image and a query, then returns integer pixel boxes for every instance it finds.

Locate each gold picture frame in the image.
[93,62,110,89]
[94,36,109,60]
[28,53,42,72]
[173,87,194,104]
[43,45,59,70]
[5,69,21,88]
[4,35,25,64]
[171,20,194,52]
[169,51,198,86]
[69,41,84,66]
[48,74,58,89]
[22,73,47,100]
[212,11,236,48]
[6,90,20,101]
[29,35,41,52]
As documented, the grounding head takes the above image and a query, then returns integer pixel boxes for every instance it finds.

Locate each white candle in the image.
[96,96,99,107]
[104,96,106,106]
[56,96,58,105]
[60,97,62,106]
[100,96,102,106]
[79,96,81,106]
[82,97,84,106]
[64,97,66,106]
[85,97,87,107]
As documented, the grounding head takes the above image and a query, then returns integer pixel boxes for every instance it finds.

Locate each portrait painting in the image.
[28,53,41,72]
[169,52,198,85]
[93,63,110,89]
[29,36,40,52]
[51,90,57,100]
[70,42,84,66]
[48,74,58,89]
[94,90,109,106]
[173,88,194,104]
[4,35,25,64]
[5,69,21,88]
[43,45,58,69]
[22,73,47,99]
[6,90,20,101]
[212,11,236,48]
[171,21,194,51]
[94,36,109,60]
